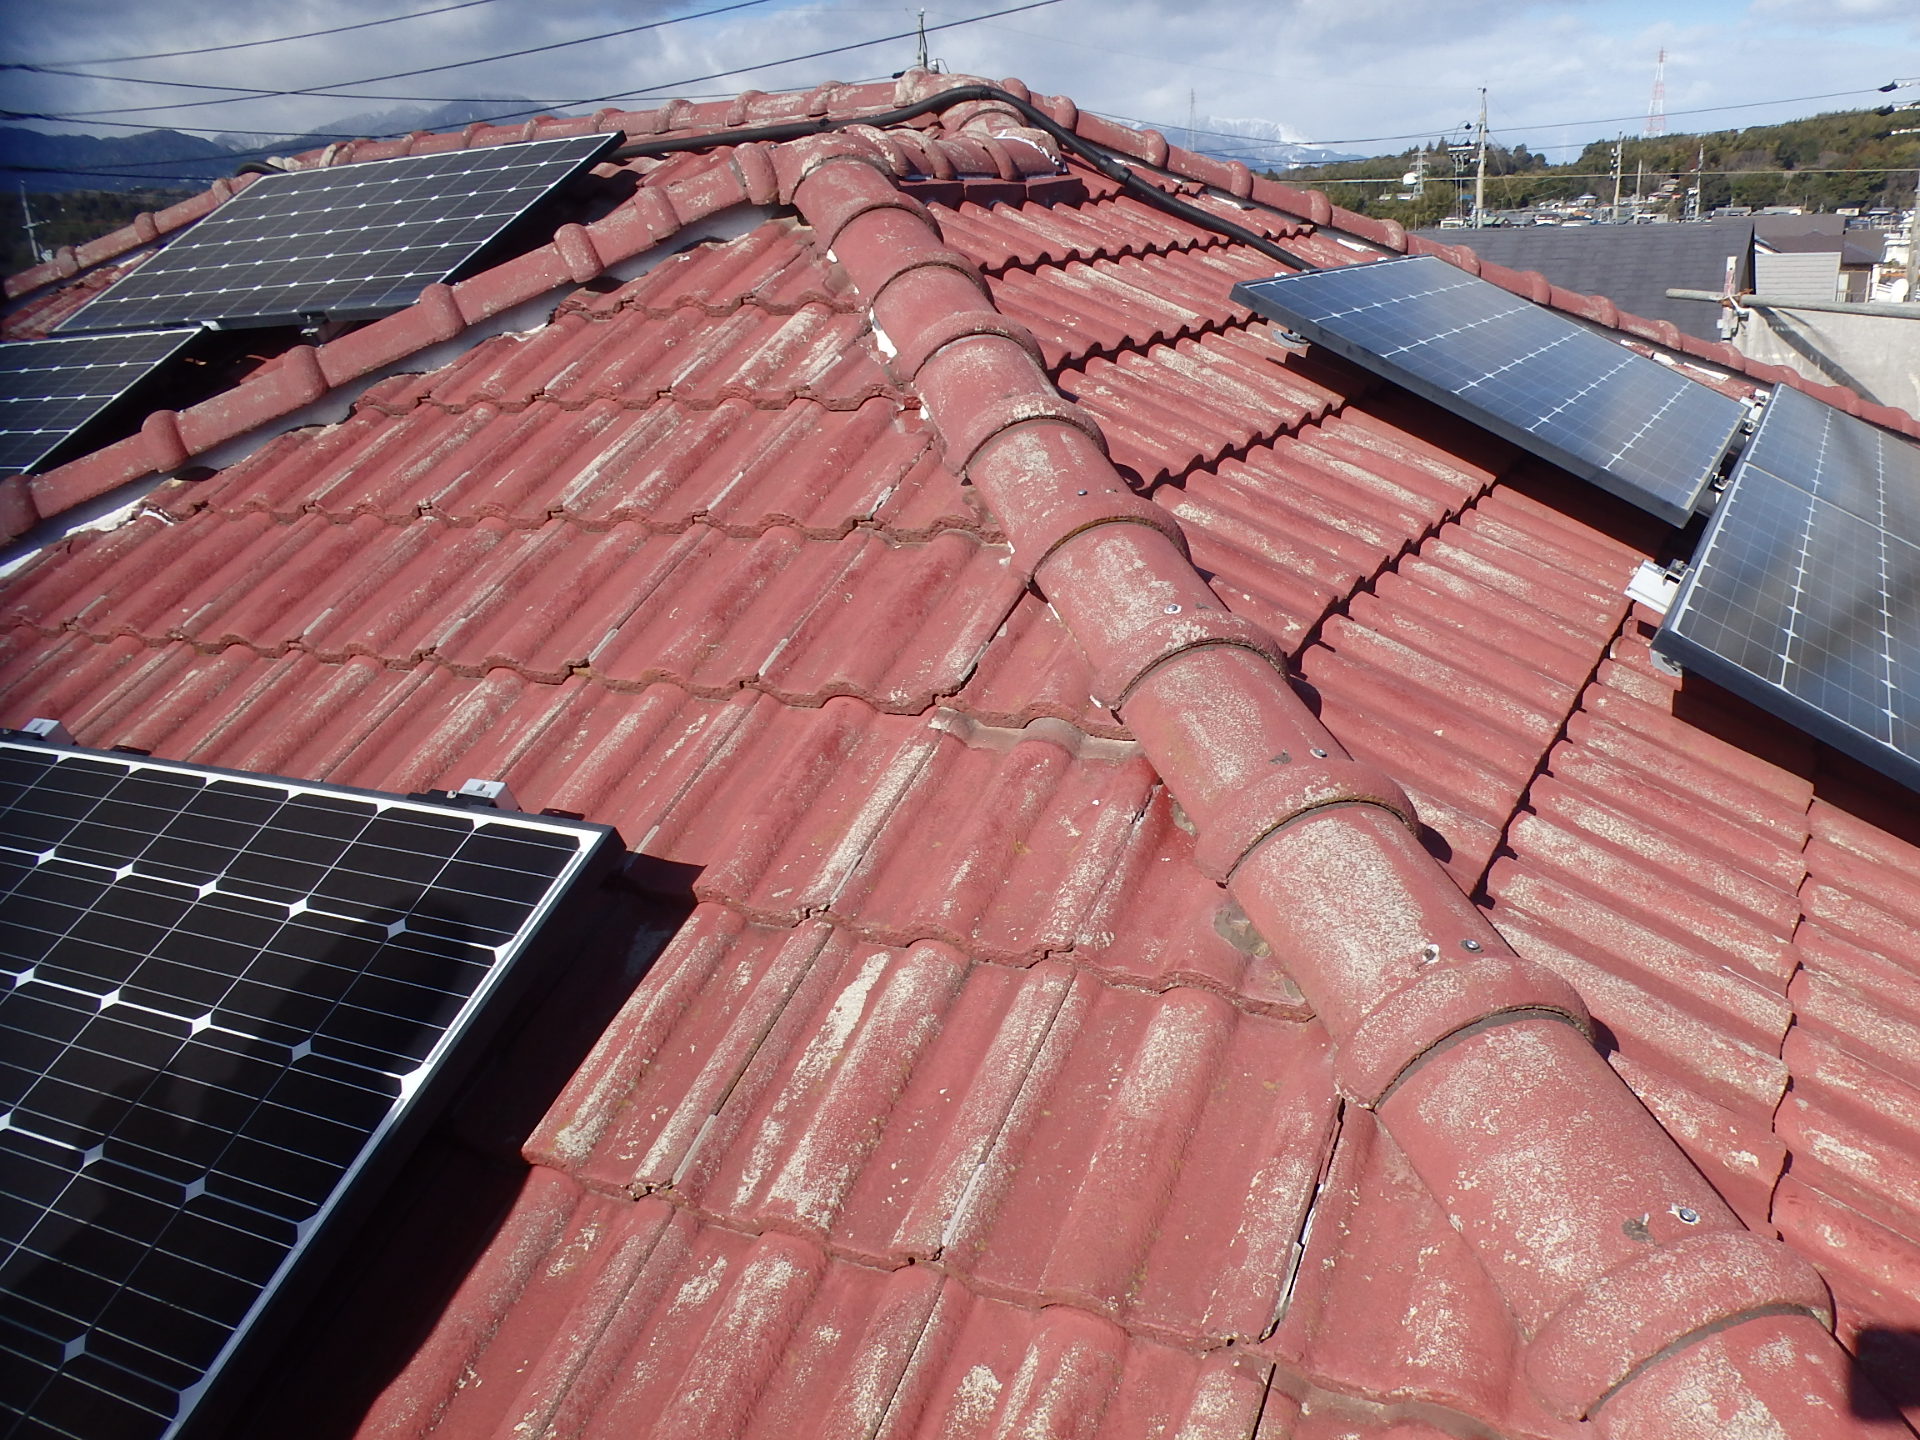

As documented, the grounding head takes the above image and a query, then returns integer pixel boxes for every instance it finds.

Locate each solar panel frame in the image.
[1654,384,1920,792]
[1231,254,1748,525]
[0,330,205,477]
[0,740,621,1440]
[57,133,622,336]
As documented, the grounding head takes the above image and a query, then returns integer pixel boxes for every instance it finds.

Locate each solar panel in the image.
[1654,385,1920,792]
[1231,254,1747,525]
[0,739,620,1439]
[58,133,621,335]
[0,331,204,477]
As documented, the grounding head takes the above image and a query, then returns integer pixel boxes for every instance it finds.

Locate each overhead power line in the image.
[1309,166,1920,183]
[2,0,515,69]
[0,0,1066,164]
[1100,86,1891,160]
[2,163,219,184]
[9,0,781,119]
[1303,89,1879,151]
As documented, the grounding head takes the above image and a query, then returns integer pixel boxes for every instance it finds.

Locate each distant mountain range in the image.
[5,99,1361,196]
[2,100,544,193]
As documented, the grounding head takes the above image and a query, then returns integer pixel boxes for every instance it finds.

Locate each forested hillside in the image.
[1281,108,1920,227]
[2,190,194,276]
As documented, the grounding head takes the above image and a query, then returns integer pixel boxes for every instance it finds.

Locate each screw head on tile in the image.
[1461,938,1483,952]
[1417,942,1441,966]
[1164,603,1182,614]
[1309,746,1328,758]
[1672,1205,1701,1225]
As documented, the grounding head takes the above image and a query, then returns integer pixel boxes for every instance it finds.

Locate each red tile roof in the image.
[4,70,1919,1439]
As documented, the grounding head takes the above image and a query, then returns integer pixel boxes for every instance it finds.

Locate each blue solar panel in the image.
[0,740,619,1439]
[1655,385,1920,791]
[59,134,620,335]
[1232,255,1746,524]
[0,331,203,477]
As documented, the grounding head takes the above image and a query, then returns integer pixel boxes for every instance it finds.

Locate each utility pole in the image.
[1880,83,1920,298]
[1188,89,1197,154]
[17,184,46,265]
[1611,136,1624,223]
[914,8,929,72]
[1473,88,1488,227]
[1684,141,1705,223]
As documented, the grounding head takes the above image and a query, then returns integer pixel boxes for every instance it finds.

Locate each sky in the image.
[1,0,1917,166]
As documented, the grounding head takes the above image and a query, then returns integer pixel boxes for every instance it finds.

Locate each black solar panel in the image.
[0,740,619,1439]
[1655,385,1920,791]
[1232,254,1747,525]
[58,133,620,335]
[0,331,204,477]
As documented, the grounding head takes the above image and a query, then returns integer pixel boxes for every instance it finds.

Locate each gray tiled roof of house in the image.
[1413,217,1755,341]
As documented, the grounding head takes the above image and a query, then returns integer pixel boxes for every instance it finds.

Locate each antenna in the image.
[914,8,929,72]
[1645,49,1667,138]
[1188,88,1197,154]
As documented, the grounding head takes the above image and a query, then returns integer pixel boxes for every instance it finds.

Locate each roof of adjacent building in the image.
[1410,217,1758,342]
[4,71,1920,1440]
[1758,230,1888,266]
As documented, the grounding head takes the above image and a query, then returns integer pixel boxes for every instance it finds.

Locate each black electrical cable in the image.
[602,82,1325,271]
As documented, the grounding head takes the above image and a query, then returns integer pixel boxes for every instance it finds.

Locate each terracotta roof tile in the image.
[529,905,1337,1347]
[366,1167,1288,1440]
[4,71,1918,1438]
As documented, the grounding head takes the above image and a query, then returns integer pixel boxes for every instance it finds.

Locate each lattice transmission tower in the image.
[1644,50,1667,138]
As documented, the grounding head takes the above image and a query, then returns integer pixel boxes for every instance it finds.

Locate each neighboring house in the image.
[1753,224,1887,304]
[1410,217,1755,342]
[4,72,1920,1440]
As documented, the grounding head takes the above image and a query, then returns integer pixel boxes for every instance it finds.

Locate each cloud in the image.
[1750,0,1910,21]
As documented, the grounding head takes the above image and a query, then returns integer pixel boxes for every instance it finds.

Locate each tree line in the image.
[1276,108,1920,227]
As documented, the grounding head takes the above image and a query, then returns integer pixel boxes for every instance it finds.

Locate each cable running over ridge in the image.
[601,81,1324,272]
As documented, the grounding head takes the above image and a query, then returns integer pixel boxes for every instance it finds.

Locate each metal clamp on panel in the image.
[1338,953,1592,1107]
[1008,481,1187,581]
[1525,1229,1834,1421]
[1193,757,1417,884]
[1091,606,1286,714]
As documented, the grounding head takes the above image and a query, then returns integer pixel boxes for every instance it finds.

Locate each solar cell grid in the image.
[0,331,204,476]
[1656,386,1920,791]
[59,133,619,335]
[1231,254,1746,524]
[0,741,615,1439]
